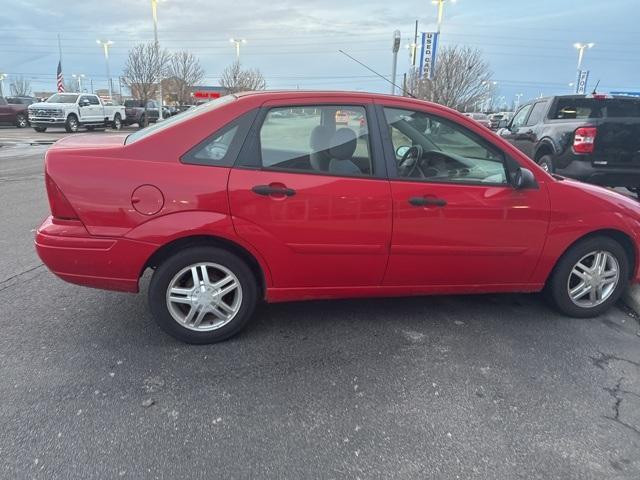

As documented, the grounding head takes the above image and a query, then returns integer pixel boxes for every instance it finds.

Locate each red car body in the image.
[36,91,640,306]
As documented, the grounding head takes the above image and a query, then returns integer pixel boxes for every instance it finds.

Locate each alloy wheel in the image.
[567,250,619,308]
[165,262,242,331]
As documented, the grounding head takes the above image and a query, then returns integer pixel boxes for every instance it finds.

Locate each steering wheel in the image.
[397,145,424,177]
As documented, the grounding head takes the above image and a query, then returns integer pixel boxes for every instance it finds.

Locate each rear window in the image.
[551,97,640,119]
[125,95,236,145]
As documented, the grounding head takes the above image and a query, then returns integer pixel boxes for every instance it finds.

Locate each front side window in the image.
[525,101,548,126]
[88,96,100,105]
[383,107,508,185]
[257,105,373,176]
[510,104,532,129]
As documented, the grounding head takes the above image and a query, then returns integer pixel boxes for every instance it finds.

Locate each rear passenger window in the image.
[181,110,256,167]
[525,102,547,126]
[258,105,373,177]
[89,96,100,105]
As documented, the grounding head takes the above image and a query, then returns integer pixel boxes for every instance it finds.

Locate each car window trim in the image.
[234,103,388,180]
[374,104,512,186]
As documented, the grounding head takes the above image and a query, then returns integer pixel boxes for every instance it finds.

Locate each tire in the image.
[547,236,629,318]
[33,126,47,133]
[138,114,147,128]
[65,114,79,133]
[148,246,258,344]
[537,154,555,173]
[112,113,122,130]
[15,114,28,128]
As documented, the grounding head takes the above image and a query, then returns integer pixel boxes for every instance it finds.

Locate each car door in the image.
[228,100,393,288]
[517,100,549,159]
[0,97,10,123]
[77,95,95,123]
[500,103,534,157]
[376,102,549,288]
[88,95,103,122]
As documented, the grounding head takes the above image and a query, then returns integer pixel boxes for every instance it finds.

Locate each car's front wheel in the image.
[33,126,46,133]
[65,114,79,133]
[112,113,122,130]
[548,236,629,317]
[148,246,258,344]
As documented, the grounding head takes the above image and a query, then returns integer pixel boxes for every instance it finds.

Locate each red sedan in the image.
[36,91,640,343]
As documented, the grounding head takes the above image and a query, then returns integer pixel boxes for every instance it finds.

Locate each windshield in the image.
[46,94,78,103]
[125,95,236,144]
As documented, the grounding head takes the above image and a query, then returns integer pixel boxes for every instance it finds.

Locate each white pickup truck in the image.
[28,93,126,133]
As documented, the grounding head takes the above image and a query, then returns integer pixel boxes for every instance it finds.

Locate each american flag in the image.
[56,60,64,93]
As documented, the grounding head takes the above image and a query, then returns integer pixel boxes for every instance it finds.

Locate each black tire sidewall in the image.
[148,247,258,344]
[538,154,555,173]
[34,127,46,132]
[65,115,78,133]
[113,114,121,130]
[549,236,629,317]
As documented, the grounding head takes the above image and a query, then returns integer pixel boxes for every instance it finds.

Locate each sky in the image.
[0,0,638,108]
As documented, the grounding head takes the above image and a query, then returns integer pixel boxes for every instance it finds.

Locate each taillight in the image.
[573,126,597,154]
[45,173,79,220]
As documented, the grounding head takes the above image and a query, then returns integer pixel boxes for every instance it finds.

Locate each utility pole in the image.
[390,30,401,95]
[0,73,5,97]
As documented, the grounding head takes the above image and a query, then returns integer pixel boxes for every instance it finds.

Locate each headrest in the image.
[310,125,333,151]
[328,128,357,160]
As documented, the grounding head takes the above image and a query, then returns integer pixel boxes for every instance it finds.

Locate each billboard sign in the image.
[419,32,439,80]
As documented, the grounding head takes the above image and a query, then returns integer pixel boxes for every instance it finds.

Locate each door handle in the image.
[408,196,447,207]
[252,184,296,197]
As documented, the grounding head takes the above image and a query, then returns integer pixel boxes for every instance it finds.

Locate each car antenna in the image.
[591,79,601,95]
[338,49,417,99]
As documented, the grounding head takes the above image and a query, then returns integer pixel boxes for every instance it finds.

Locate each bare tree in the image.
[10,76,31,96]
[167,51,204,105]
[122,43,170,121]
[219,60,266,94]
[409,46,494,112]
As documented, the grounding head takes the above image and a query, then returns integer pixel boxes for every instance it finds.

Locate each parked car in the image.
[123,99,160,127]
[489,111,513,130]
[36,91,640,344]
[463,112,491,128]
[499,94,640,194]
[0,96,30,128]
[28,93,125,133]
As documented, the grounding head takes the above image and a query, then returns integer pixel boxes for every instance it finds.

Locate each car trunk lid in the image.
[50,132,128,150]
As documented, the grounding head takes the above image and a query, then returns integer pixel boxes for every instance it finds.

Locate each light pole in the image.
[0,73,5,97]
[96,40,114,98]
[229,38,247,60]
[433,0,456,33]
[72,74,85,92]
[514,93,523,110]
[391,30,401,95]
[151,0,164,120]
[574,42,594,71]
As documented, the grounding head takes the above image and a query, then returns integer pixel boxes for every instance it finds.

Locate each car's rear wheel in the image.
[33,126,46,133]
[148,246,258,344]
[112,113,122,130]
[138,114,147,129]
[547,236,629,317]
[537,154,555,173]
[65,114,79,133]
[15,114,28,128]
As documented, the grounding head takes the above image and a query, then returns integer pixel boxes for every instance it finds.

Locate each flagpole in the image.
[58,34,62,63]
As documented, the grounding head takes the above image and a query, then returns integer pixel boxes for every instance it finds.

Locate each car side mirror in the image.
[511,167,537,189]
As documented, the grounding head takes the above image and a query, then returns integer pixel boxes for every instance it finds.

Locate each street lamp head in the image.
[574,42,594,50]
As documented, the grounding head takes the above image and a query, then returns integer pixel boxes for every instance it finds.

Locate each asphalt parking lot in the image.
[1,130,640,479]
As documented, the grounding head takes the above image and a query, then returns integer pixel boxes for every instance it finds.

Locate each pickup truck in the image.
[499,94,640,194]
[28,93,126,133]
[123,99,160,128]
[0,96,30,128]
